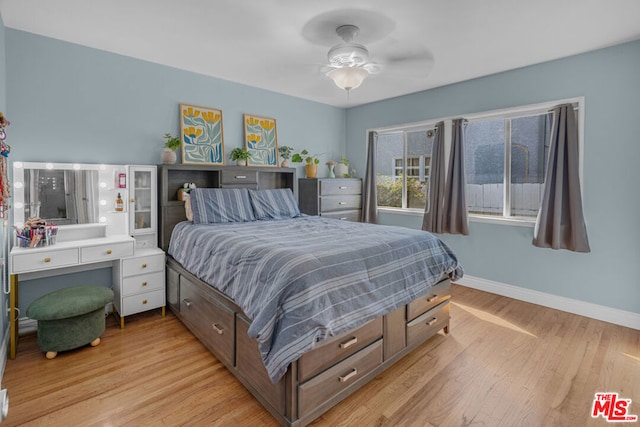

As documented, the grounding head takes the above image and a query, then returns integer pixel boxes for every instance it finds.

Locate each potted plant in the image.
[229,147,252,166]
[162,133,181,164]
[279,145,293,168]
[335,156,349,178]
[292,149,320,178]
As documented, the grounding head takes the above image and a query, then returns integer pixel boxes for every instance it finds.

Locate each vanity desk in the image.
[8,162,165,359]
[9,232,136,358]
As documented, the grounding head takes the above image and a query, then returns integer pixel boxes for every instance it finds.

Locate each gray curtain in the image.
[361,131,378,223]
[422,120,469,235]
[533,104,590,252]
[443,119,469,235]
[422,122,445,232]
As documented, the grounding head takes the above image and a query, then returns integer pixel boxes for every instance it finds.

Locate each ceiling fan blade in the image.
[375,45,435,78]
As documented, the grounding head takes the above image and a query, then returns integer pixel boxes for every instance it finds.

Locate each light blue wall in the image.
[346,40,640,314]
[6,29,345,165]
[5,29,346,310]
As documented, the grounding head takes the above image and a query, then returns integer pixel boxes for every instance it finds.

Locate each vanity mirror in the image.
[13,162,128,238]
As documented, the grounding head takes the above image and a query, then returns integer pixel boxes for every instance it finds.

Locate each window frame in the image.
[376,127,435,211]
[370,97,585,226]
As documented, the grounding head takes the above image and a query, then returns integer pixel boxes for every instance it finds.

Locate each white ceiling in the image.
[2,0,640,108]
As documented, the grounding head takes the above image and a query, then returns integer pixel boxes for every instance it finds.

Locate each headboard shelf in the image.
[158,164,296,250]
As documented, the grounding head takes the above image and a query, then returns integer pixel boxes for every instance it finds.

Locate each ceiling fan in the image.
[322,23,434,92]
[324,24,379,91]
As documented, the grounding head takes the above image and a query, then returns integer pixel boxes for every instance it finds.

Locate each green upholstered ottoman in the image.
[26,285,114,359]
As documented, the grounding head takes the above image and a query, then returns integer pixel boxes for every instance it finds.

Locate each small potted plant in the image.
[279,145,293,168]
[162,133,181,164]
[229,147,252,166]
[292,149,320,178]
[335,156,349,178]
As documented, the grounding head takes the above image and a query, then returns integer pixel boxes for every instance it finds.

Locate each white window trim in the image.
[368,96,585,226]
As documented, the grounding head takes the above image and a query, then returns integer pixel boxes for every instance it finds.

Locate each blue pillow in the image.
[189,188,256,223]
[249,189,301,220]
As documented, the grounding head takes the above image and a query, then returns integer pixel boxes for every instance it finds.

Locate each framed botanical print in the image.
[243,114,278,167]
[180,103,224,164]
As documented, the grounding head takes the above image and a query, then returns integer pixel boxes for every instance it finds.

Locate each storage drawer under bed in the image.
[298,317,382,382]
[406,300,450,347]
[179,275,235,367]
[298,340,383,416]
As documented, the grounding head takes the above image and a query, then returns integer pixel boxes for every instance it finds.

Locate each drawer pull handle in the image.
[212,323,224,335]
[43,257,51,263]
[183,299,192,308]
[106,249,112,255]
[339,337,358,349]
[338,186,348,190]
[141,281,147,287]
[339,368,358,383]
[426,317,438,326]
[142,299,148,305]
[141,263,147,269]
[426,294,438,303]
[235,175,246,179]
[338,201,347,205]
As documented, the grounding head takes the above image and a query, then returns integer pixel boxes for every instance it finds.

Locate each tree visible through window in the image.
[376,130,433,210]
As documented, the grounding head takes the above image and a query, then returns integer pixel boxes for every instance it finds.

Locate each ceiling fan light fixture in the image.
[327,67,369,91]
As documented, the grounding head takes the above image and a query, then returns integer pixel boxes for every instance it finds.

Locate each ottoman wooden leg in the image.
[46,351,57,359]
[90,337,101,347]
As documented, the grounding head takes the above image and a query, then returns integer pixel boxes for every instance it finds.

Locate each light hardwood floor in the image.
[3,285,639,426]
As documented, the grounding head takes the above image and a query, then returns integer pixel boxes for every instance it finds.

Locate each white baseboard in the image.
[455,275,640,330]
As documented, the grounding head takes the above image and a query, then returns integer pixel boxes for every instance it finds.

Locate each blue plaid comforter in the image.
[168,216,463,382]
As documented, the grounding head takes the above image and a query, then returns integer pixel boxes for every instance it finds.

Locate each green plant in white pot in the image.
[162,133,181,164]
[229,147,252,166]
[279,145,293,168]
[335,156,349,177]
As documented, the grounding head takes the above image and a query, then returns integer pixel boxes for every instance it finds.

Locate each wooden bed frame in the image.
[158,164,451,426]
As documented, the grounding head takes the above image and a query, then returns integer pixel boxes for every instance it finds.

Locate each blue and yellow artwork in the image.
[244,114,278,167]
[180,104,224,164]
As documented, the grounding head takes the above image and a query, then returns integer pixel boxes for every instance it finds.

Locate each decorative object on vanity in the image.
[243,114,278,167]
[278,145,293,168]
[229,147,252,166]
[161,132,181,164]
[298,177,363,222]
[14,217,58,248]
[180,103,224,165]
[292,149,321,178]
[26,285,114,359]
[335,156,350,178]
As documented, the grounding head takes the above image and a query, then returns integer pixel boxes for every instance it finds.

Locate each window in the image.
[371,98,582,223]
[376,129,433,210]
[465,112,553,219]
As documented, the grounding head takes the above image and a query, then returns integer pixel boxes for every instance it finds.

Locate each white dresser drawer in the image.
[122,253,165,277]
[12,248,79,273]
[81,241,134,263]
[122,271,165,296]
[122,289,165,316]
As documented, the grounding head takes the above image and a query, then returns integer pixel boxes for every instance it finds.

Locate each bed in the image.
[159,165,463,426]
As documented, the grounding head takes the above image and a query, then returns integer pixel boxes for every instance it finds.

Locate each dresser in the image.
[298,178,362,222]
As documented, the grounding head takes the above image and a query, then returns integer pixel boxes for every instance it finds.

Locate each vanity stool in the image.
[26,285,114,359]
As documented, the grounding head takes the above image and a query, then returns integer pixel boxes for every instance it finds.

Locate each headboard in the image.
[158,164,296,250]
